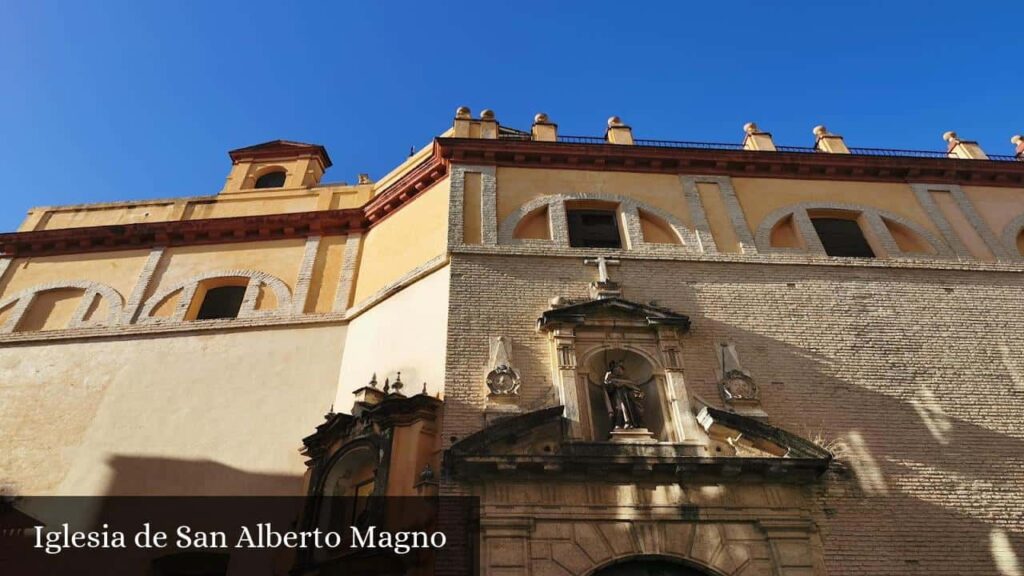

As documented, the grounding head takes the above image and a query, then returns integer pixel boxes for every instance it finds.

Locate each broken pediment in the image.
[537,297,691,332]
[446,405,831,482]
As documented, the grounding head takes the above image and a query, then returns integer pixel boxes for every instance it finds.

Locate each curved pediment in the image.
[537,297,691,332]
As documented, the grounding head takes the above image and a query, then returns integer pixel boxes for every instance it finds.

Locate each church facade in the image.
[1,108,1023,575]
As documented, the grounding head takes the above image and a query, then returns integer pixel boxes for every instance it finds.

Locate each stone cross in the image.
[584,256,620,283]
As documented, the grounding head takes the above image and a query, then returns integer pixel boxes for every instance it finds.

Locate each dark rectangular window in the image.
[567,210,622,248]
[196,285,246,320]
[811,218,875,258]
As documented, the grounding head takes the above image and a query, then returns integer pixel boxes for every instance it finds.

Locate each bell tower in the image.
[220,140,332,194]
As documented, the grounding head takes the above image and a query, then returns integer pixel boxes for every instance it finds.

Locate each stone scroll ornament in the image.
[485,336,521,396]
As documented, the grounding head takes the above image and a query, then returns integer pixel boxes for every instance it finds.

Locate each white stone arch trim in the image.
[754,201,954,259]
[498,193,704,253]
[137,269,292,324]
[0,280,125,333]
[1000,211,1024,259]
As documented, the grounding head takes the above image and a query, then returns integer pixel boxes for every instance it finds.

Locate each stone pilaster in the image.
[333,233,362,313]
[122,247,165,325]
[292,235,321,315]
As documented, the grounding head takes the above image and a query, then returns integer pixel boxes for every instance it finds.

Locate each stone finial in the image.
[357,173,372,185]
[421,382,428,395]
[944,131,988,160]
[369,373,378,388]
[1011,135,1024,158]
[605,116,634,145]
[455,106,471,119]
[742,122,776,151]
[392,371,404,394]
[813,124,850,154]
[383,378,390,394]
[532,112,557,142]
[480,109,495,120]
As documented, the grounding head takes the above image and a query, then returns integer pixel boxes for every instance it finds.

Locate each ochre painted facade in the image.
[1,116,1024,575]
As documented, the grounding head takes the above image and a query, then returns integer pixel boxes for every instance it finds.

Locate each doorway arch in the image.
[589,555,722,576]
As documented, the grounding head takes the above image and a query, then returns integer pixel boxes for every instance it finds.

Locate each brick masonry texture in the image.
[443,252,1024,575]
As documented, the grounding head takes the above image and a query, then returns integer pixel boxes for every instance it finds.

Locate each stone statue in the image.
[601,361,648,430]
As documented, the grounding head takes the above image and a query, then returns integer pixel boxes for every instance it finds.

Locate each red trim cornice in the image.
[4,137,1021,258]
[0,209,368,258]
[0,149,449,258]
[363,147,448,223]
[436,138,1024,187]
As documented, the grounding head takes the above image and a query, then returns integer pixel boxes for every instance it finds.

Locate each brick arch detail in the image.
[1000,211,1024,258]
[497,193,705,253]
[137,269,292,323]
[754,201,953,259]
[0,280,125,333]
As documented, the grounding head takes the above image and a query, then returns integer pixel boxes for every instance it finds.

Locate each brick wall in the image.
[443,251,1024,575]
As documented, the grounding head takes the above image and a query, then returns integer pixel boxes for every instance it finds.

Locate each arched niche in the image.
[315,443,378,559]
[582,348,673,442]
[499,193,700,252]
[0,280,125,333]
[137,269,292,324]
[755,201,952,259]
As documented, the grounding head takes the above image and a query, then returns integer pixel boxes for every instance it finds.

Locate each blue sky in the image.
[1,1,1021,231]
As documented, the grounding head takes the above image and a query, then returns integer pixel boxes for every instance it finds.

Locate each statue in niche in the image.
[600,360,651,430]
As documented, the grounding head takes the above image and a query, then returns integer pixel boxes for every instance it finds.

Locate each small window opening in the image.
[811,218,875,258]
[254,170,287,189]
[567,209,622,248]
[196,286,246,320]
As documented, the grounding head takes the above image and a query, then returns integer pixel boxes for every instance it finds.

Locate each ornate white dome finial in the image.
[480,109,495,120]
[607,116,624,128]
[534,112,550,124]
[943,131,959,143]
[743,122,760,135]
[813,125,829,138]
[1011,134,1023,145]
[455,106,471,119]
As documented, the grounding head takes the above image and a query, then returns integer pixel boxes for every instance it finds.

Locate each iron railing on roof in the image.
[494,131,1021,162]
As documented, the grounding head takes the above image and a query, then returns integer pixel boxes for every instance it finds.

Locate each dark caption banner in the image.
[0,496,479,575]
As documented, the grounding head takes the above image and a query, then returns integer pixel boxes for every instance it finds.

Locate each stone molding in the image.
[137,269,292,324]
[451,243,1024,273]
[911,183,1015,261]
[753,201,953,259]
[497,192,702,254]
[0,280,125,333]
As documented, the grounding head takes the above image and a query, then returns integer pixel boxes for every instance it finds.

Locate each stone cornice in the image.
[436,137,1024,187]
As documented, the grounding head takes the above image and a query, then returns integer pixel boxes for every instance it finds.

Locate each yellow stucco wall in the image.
[0,324,345,496]
[495,167,691,226]
[2,250,151,299]
[351,180,450,304]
